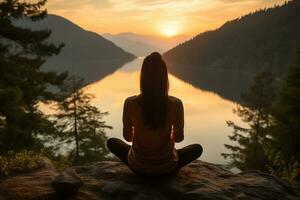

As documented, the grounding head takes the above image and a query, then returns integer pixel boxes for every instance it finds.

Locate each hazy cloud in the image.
[46,0,286,36]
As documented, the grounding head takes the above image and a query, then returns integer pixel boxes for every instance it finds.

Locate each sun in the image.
[161,24,179,37]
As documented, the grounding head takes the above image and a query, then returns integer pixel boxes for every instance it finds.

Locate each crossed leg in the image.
[106,138,203,173]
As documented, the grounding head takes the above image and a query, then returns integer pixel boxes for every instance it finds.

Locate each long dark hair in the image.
[140,52,169,130]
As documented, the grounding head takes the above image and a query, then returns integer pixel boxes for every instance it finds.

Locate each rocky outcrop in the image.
[51,168,83,196]
[0,158,58,200]
[0,160,299,200]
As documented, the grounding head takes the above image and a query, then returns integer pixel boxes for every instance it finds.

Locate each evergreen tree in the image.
[222,71,276,171]
[271,50,300,165]
[77,108,111,163]
[54,77,111,163]
[0,0,67,153]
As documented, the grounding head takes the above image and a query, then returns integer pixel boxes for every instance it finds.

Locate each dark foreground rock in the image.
[51,168,83,196]
[0,160,299,200]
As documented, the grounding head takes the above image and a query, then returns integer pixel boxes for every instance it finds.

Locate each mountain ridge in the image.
[163,1,300,77]
[16,14,136,83]
[103,32,190,57]
[162,0,300,102]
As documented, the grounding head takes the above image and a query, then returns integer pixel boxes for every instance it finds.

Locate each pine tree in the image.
[0,0,67,153]
[271,50,300,165]
[54,77,111,163]
[77,107,111,163]
[222,71,276,171]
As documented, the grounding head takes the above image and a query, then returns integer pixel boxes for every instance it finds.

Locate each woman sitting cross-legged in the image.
[106,52,203,175]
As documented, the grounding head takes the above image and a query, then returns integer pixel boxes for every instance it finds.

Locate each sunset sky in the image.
[46,0,287,37]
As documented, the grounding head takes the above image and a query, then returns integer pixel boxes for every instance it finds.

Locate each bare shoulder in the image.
[168,95,183,106]
[124,95,139,104]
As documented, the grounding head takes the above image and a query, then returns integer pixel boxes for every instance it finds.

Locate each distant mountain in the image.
[16,15,136,83]
[163,0,300,102]
[103,32,189,57]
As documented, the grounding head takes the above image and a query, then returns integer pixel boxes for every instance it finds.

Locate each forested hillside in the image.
[163,1,300,77]
[17,15,135,83]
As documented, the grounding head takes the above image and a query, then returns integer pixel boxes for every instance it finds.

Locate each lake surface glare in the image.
[84,58,243,165]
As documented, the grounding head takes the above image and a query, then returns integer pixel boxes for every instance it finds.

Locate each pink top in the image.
[122,95,184,174]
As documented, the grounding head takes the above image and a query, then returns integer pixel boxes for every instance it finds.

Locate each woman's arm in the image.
[172,99,184,143]
[122,98,133,142]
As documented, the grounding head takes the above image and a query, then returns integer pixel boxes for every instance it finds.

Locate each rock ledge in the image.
[0,160,299,200]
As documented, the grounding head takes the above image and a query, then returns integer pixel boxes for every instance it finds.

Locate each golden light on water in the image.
[40,58,245,164]
[82,59,244,164]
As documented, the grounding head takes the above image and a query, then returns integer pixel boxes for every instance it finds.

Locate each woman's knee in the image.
[106,137,119,151]
[106,138,130,153]
[192,144,203,157]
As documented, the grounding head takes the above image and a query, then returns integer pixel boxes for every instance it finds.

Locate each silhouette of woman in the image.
[107,52,203,174]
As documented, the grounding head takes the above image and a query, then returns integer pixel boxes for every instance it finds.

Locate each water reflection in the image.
[84,58,243,164]
[168,65,255,103]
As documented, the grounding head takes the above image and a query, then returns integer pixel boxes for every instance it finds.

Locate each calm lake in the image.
[81,58,244,165]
